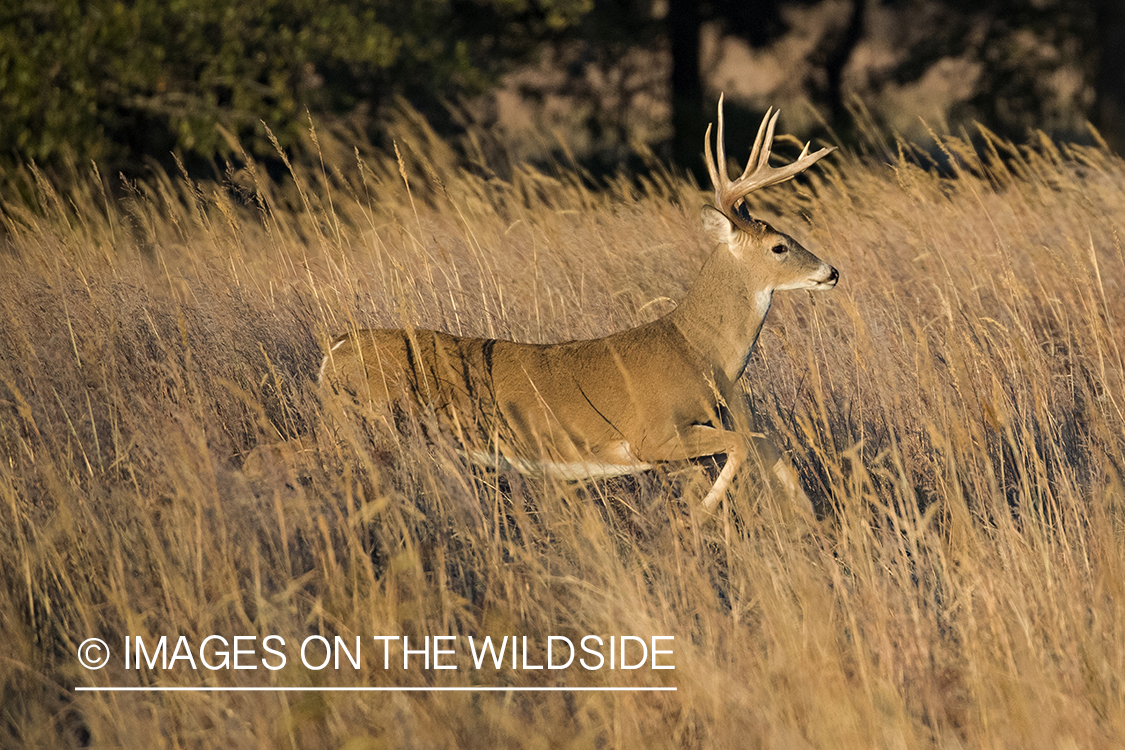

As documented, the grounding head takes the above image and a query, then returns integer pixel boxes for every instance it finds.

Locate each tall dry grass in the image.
[1,112,1124,749]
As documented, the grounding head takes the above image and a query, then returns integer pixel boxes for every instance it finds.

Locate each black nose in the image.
[826,267,839,285]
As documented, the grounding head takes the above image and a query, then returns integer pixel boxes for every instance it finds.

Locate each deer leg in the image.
[746,433,814,517]
[643,425,747,512]
[700,443,746,513]
[643,426,813,516]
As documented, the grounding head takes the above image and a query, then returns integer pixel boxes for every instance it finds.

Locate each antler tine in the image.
[704,121,719,198]
[705,95,837,227]
[709,93,730,188]
[736,108,836,194]
[742,107,778,180]
[706,93,744,220]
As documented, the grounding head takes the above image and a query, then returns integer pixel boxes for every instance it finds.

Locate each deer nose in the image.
[826,267,839,285]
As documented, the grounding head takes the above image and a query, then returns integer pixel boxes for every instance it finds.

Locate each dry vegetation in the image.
[2,111,1125,749]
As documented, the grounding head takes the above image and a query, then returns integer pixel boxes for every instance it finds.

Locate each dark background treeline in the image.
[2,0,1124,181]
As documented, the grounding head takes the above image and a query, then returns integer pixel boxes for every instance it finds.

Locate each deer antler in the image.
[704,93,836,228]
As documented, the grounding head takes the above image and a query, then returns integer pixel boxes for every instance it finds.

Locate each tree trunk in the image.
[668,0,704,171]
[823,0,866,128]
[1094,0,1125,153]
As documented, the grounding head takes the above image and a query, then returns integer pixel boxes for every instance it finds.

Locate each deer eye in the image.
[771,243,787,255]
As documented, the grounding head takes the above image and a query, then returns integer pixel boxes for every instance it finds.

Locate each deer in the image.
[314,95,838,514]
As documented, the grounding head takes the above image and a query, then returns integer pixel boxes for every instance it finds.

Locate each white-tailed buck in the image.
[318,95,838,512]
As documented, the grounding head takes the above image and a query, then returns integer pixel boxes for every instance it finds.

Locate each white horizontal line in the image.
[75,686,676,693]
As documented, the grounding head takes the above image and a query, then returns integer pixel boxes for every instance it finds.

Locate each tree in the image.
[862,0,1125,149]
[665,0,867,171]
[664,0,1125,163]
[1092,0,1125,151]
[668,0,703,169]
[0,0,592,174]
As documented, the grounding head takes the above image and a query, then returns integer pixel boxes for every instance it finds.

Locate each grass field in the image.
[2,113,1124,748]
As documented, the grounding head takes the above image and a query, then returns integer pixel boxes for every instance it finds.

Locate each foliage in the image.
[873,0,1097,137]
[0,0,591,172]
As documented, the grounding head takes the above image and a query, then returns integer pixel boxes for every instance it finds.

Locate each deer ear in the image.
[700,205,735,246]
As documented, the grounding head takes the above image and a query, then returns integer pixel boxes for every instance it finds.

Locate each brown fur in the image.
[319,204,838,511]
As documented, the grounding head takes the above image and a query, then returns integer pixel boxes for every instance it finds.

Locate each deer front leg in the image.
[745,432,815,517]
[644,426,813,515]
[644,425,747,512]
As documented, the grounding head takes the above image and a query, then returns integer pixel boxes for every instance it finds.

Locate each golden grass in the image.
[1,114,1124,748]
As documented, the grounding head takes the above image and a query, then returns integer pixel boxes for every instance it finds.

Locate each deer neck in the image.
[669,246,772,383]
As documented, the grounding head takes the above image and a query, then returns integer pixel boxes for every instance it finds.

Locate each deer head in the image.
[701,94,838,293]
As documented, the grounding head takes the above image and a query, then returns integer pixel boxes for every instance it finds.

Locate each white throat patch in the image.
[754,290,772,319]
